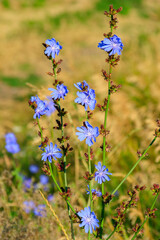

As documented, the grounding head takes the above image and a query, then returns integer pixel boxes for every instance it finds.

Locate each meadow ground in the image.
[0,0,160,239]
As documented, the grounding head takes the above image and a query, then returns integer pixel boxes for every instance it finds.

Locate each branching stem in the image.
[131,193,159,240]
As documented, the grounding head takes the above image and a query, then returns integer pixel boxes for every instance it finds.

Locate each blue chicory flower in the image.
[94,190,102,197]
[44,97,56,116]
[49,84,69,100]
[33,101,48,119]
[41,142,62,163]
[30,95,48,119]
[47,194,54,202]
[5,133,17,144]
[33,204,46,217]
[29,165,39,174]
[23,178,32,190]
[23,201,35,214]
[5,143,20,154]
[74,80,89,91]
[44,38,62,59]
[30,96,41,105]
[40,175,49,185]
[75,90,96,111]
[78,207,99,234]
[5,133,20,154]
[86,185,102,197]
[95,162,112,184]
[74,80,96,111]
[76,121,99,146]
[98,35,123,56]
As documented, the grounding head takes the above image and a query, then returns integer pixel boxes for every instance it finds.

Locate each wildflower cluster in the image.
[21,163,54,220]
[23,4,160,240]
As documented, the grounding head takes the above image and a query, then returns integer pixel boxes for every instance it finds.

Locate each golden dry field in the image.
[0,0,160,239]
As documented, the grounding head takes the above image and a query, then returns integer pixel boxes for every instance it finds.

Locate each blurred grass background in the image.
[0,0,160,239]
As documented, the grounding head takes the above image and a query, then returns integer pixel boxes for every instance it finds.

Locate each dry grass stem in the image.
[39,190,70,240]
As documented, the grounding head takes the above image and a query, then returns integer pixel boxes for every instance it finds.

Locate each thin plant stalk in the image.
[52,60,75,239]
[100,63,112,239]
[106,200,133,240]
[100,12,114,236]
[131,193,159,240]
[85,110,93,239]
[102,64,112,166]
[88,146,93,211]
[59,102,68,189]
[88,231,91,240]
[112,136,157,195]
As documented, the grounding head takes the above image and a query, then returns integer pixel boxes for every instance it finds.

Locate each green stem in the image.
[88,230,90,240]
[57,71,74,239]
[106,200,132,240]
[59,102,67,189]
[88,146,93,211]
[52,59,57,80]
[106,228,116,240]
[49,161,78,219]
[100,63,112,239]
[112,136,157,195]
[131,193,159,240]
[105,135,158,240]
[49,161,62,192]
[103,64,112,166]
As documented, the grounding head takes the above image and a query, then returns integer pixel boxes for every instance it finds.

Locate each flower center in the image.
[87,132,92,137]
[112,43,117,48]
[86,217,91,223]
[99,171,103,177]
[52,45,58,50]
[47,152,52,157]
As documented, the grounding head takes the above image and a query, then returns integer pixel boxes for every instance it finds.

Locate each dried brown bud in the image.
[57,68,61,74]
[47,72,54,76]
[59,187,72,200]
[154,128,160,137]
[100,125,110,137]
[42,163,51,176]
[116,7,123,13]
[151,184,160,195]
[156,119,160,127]
[103,192,114,204]
[83,171,94,181]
